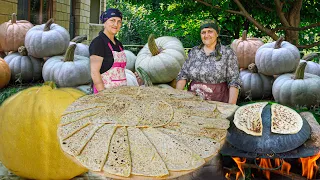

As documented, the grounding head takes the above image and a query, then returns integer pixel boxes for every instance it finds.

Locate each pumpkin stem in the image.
[44,81,57,89]
[293,61,307,80]
[71,35,87,43]
[136,67,153,87]
[241,30,247,41]
[64,44,76,62]
[248,63,258,73]
[148,34,160,56]
[302,53,318,61]
[44,18,54,31]
[275,36,284,49]
[11,13,17,24]
[18,46,28,56]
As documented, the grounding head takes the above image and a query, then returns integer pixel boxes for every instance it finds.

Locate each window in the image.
[18,0,53,25]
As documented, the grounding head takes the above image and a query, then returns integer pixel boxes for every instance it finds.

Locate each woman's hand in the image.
[176,79,187,90]
[134,72,144,86]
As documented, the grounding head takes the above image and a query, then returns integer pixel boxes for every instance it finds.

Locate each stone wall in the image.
[75,0,90,40]
[0,0,18,24]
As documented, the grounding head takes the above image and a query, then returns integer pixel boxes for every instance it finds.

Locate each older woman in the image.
[176,19,241,104]
[89,8,127,93]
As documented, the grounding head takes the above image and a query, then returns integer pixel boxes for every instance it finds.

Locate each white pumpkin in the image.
[124,50,136,72]
[135,34,186,84]
[125,69,139,86]
[25,19,70,58]
[70,35,89,58]
[4,46,42,82]
[42,44,91,87]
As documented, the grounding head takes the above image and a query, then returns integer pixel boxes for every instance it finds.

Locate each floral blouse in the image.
[177,43,241,89]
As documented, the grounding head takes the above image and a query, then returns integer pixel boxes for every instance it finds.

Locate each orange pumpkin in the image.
[231,30,264,69]
[0,58,10,88]
[0,13,33,52]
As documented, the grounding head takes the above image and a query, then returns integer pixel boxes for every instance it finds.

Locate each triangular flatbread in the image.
[233,102,268,136]
[271,104,303,134]
[127,127,169,177]
[75,124,116,171]
[142,128,205,171]
[157,128,220,158]
[103,127,131,177]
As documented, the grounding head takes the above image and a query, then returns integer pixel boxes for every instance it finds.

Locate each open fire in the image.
[225,151,320,180]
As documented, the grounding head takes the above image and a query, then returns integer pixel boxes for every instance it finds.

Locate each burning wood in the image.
[300,151,320,179]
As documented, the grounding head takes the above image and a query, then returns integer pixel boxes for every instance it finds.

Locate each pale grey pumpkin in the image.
[42,44,91,87]
[70,35,89,58]
[25,19,70,58]
[4,46,42,82]
[272,62,320,108]
[135,34,186,84]
[300,53,320,76]
[124,50,136,72]
[125,69,139,86]
[240,63,274,100]
[255,37,300,76]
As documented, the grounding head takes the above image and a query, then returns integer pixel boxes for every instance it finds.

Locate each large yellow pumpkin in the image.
[0,82,87,179]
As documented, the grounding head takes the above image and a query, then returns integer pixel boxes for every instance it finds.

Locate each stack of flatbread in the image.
[58,86,238,178]
[234,102,303,136]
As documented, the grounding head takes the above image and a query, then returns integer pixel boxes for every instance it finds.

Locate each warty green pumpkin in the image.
[272,61,320,108]
[4,46,42,83]
[0,82,87,179]
[135,34,186,84]
[231,30,264,69]
[42,44,91,87]
[255,37,300,76]
[240,63,274,100]
[25,19,70,58]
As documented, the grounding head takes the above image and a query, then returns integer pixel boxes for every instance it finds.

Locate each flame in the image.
[232,157,246,180]
[300,151,320,179]
[225,172,231,180]
[258,158,272,180]
[275,158,291,174]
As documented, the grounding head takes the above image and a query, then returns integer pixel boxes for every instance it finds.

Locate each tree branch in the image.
[274,0,290,26]
[255,0,273,12]
[296,41,320,49]
[233,0,278,40]
[194,0,243,15]
[272,22,320,32]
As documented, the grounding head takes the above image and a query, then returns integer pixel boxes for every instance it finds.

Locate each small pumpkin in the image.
[272,61,320,107]
[42,44,91,87]
[0,13,33,52]
[125,69,139,86]
[255,37,300,76]
[0,58,10,88]
[300,53,320,76]
[240,63,273,100]
[135,34,186,84]
[25,19,70,58]
[70,35,90,58]
[4,46,42,82]
[231,30,264,69]
[0,82,87,179]
[124,50,137,72]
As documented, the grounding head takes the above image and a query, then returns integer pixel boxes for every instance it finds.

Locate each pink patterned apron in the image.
[93,42,127,94]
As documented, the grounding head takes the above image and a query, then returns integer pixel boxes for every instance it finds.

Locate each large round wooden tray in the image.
[95,153,218,180]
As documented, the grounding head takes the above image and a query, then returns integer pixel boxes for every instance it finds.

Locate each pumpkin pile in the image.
[0,16,92,90]
[0,82,87,179]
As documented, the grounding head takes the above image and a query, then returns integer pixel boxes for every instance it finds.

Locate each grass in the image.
[0,81,43,105]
